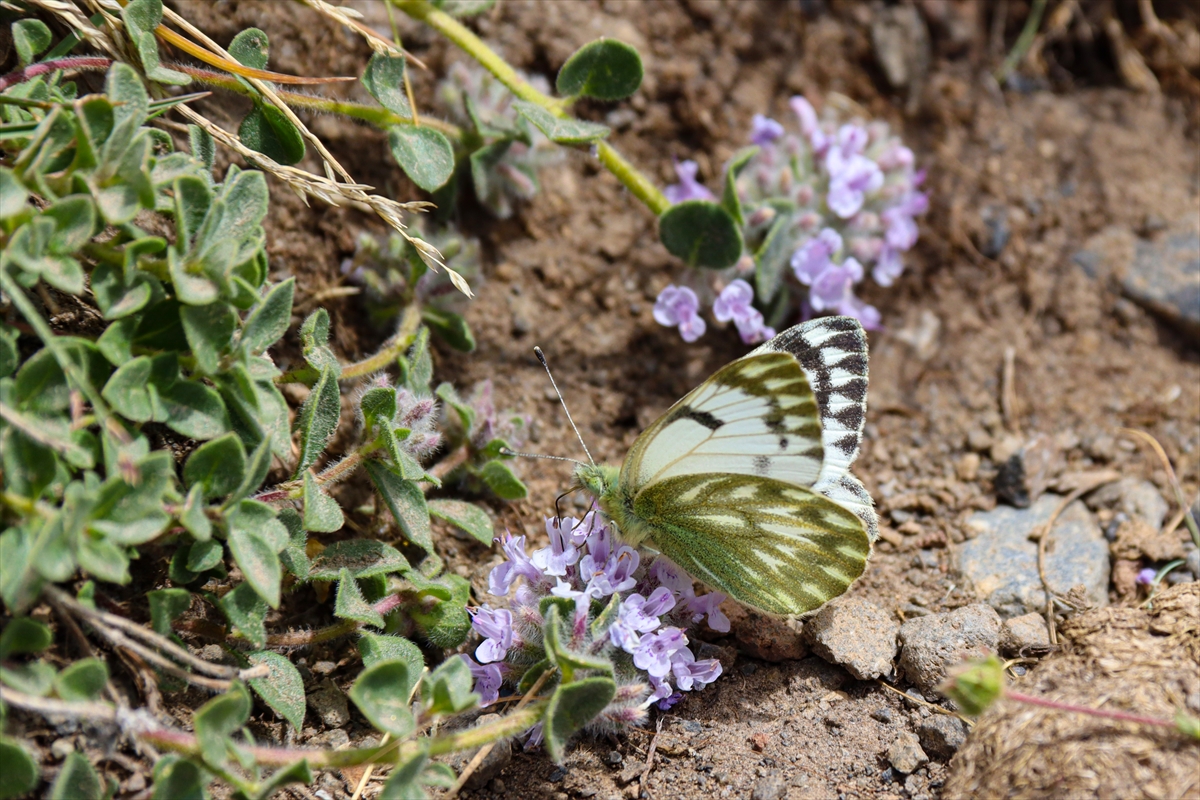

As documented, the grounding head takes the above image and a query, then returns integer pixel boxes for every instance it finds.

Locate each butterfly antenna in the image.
[497,448,585,468]
[534,346,595,465]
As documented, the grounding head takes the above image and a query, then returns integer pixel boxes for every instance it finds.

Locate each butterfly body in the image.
[574,316,878,617]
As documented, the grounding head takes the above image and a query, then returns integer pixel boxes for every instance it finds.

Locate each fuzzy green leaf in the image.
[409,574,471,648]
[543,676,616,764]
[479,459,528,500]
[659,200,743,269]
[0,618,52,659]
[179,484,212,541]
[721,146,759,227]
[0,737,40,799]
[240,278,294,355]
[248,651,305,731]
[302,472,344,533]
[227,514,282,608]
[358,634,424,682]
[180,302,237,375]
[149,756,206,800]
[432,0,496,16]
[421,655,478,717]
[421,306,475,352]
[148,588,192,636]
[12,19,52,66]
[218,582,267,648]
[49,751,104,800]
[334,568,385,628]
[556,38,643,101]
[277,508,310,581]
[239,104,305,165]
[512,100,610,145]
[0,660,56,697]
[194,681,251,768]
[292,363,341,477]
[184,433,246,500]
[308,539,409,581]
[0,169,29,221]
[186,538,223,573]
[53,658,108,702]
[157,377,230,440]
[350,658,418,737]
[362,54,410,117]
[364,460,433,553]
[427,499,493,545]
[360,387,397,431]
[229,28,270,70]
[379,744,428,800]
[388,126,455,192]
[188,124,215,173]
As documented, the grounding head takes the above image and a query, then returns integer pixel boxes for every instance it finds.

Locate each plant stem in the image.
[596,141,670,215]
[1006,690,1179,730]
[0,56,112,92]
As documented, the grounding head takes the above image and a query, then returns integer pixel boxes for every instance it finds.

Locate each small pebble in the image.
[606,750,623,766]
[918,716,968,758]
[872,707,894,724]
[888,731,929,774]
[750,772,786,800]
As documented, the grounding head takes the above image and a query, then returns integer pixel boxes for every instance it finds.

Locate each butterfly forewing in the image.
[621,351,825,492]
[632,473,871,616]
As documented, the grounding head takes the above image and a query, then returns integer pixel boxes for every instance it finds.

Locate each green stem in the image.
[596,140,670,214]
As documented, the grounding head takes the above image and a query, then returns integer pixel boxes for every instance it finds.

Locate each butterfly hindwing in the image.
[631,473,871,616]
[621,351,825,492]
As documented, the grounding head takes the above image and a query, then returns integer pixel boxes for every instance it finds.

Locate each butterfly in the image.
[573,316,878,616]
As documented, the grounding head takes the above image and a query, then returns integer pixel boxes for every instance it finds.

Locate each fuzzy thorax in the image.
[572,463,651,547]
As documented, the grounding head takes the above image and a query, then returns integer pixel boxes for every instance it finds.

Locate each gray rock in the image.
[959,494,1109,617]
[1086,478,1170,530]
[999,612,1052,656]
[307,679,350,728]
[447,714,512,790]
[750,772,786,800]
[918,716,968,758]
[1187,547,1200,580]
[805,597,899,680]
[887,731,929,774]
[897,604,1001,694]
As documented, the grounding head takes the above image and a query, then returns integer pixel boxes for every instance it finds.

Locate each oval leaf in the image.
[556,38,643,101]
[511,101,610,145]
[543,676,616,763]
[248,651,305,731]
[388,126,455,192]
[362,54,410,117]
[350,659,418,737]
[658,200,744,269]
[427,499,493,545]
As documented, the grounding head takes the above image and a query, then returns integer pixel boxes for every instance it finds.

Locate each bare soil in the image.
[26,1,1200,798]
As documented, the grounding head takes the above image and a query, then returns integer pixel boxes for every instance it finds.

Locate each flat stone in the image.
[1086,477,1170,530]
[998,612,1052,656]
[897,604,1001,694]
[918,715,968,758]
[750,772,786,800]
[307,679,350,728]
[805,597,899,680]
[887,731,929,774]
[959,494,1109,617]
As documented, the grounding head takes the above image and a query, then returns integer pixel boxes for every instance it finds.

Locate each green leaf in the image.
[240,278,294,355]
[589,592,621,640]
[334,568,385,628]
[406,326,433,393]
[292,364,341,477]
[157,378,231,440]
[277,508,310,581]
[102,356,154,421]
[556,38,643,101]
[427,499,493,545]
[409,574,471,648]
[12,19,52,66]
[388,126,454,192]
[150,756,206,800]
[184,433,246,500]
[302,472,344,533]
[543,676,616,763]
[49,751,104,800]
[421,655,478,717]
[218,582,267,648]
[421,306,475,352]
[432,0,496,16]
[239,104,305,165]
[180,485,213,541]
[0,327,17,380]
[379,743,429,800]
[53,658,108,702]
[186,538,223,572]
[180,302,237,375]
[298,308,339,372]
[754,205,802,301]
[362,54,410,117]
[721,146,759,227]
[255,761,312,800]
[188,124,215,173]
[0,660,56,697]
[479,459,528,500]
[0,169,29,221]
[518,659,553,694]
[247,651,305,731]
[659,200,744,269]
[350,659,418,736]
[0,618,52,659]
[541,604,613,682]
[307,539,408,581]
[229,28,270,70]
[512,100,610,145]
[227,517,282,608]
[358,634,424,680]
[0,737,40,799]
[194,681,251,768]
[230,431,274,503]
[148,588,192,637]
[364,460,433,553]
[360,386,397,431]
[78,533,130,584]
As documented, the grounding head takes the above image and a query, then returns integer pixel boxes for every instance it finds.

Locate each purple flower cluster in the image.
[658,96,927,341]
[466,510,727,724]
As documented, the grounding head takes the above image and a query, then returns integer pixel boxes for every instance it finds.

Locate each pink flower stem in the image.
[0,57,113,92]
[1006,690,1177,729]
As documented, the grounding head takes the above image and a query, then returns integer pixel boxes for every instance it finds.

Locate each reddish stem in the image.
[1006,691,1177,729]
[0,57,113,91]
